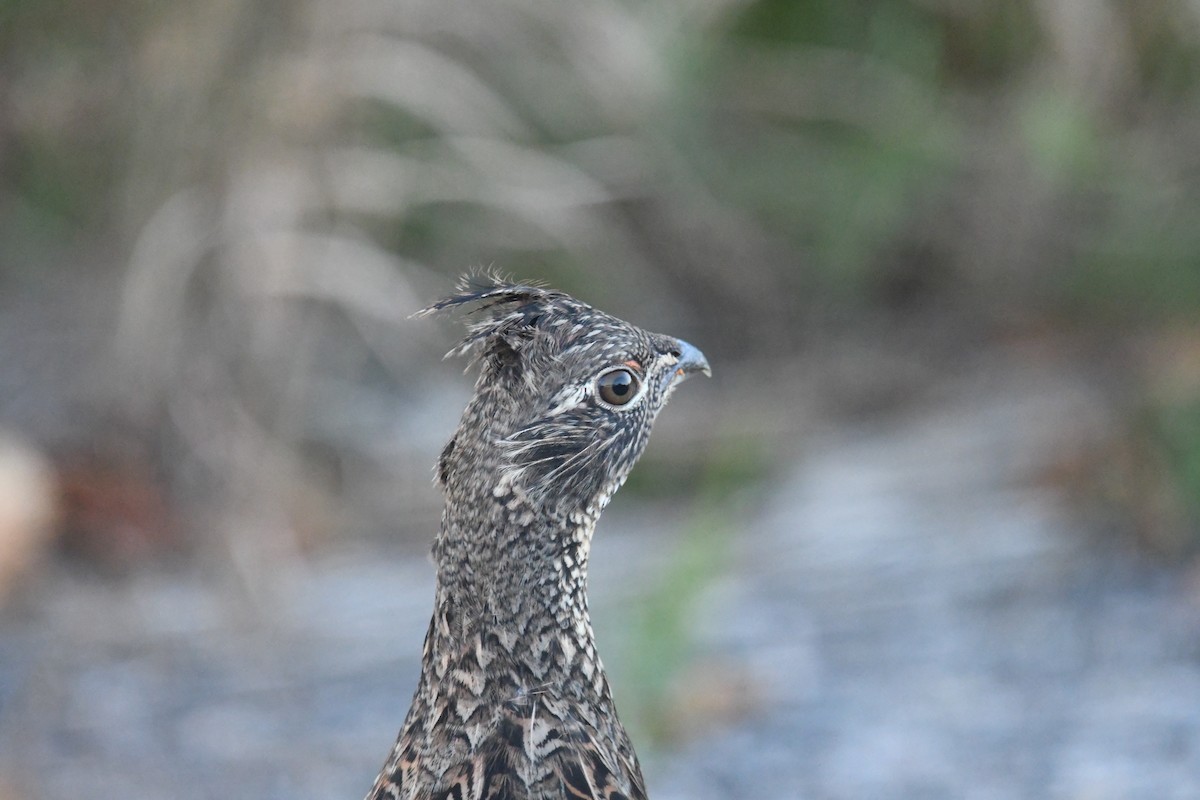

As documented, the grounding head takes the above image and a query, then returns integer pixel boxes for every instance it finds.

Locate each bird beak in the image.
[673,339,711,381]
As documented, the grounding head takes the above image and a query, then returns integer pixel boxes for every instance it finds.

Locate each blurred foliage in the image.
[612,440,762,747]
[2,0,1198,323]
[3,0,1200,561]
[1152,398,1200,545]
[620,503,732,746]
[623,433,773,501]
[0,0,130,270]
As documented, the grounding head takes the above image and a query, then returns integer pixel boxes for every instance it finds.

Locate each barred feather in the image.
[367,277,708,800]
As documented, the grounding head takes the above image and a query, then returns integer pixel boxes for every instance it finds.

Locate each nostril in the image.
[672,339,711,378]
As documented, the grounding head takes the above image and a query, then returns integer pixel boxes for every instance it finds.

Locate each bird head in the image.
[421,274,709,521]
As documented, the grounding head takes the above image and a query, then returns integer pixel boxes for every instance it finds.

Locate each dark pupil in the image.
[600,369,636,405]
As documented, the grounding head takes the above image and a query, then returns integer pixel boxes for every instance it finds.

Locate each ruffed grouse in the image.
[366,276,709,800]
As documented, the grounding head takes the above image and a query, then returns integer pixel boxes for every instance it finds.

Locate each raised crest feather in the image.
[415,271,556,317]
[416,272,568,362]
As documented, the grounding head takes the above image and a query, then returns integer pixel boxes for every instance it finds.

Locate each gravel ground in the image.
[2,363,1199,799]
[651,371,1200,800]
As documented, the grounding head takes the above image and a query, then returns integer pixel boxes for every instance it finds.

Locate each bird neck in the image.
[429,499,602,671]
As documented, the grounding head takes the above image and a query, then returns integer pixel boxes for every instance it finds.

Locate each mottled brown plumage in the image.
[367,276,709,800]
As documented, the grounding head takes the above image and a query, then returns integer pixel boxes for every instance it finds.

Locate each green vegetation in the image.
[610,438,768,746]
[3,0,1200,554]
[1147,396,1200,553]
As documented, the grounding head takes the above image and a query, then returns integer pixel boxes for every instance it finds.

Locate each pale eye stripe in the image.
[648,351,677,372]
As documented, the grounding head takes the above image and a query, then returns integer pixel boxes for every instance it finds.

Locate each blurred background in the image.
[2,0,1200,797]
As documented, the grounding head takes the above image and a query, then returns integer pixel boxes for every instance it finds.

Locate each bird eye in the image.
[596,368,640,407]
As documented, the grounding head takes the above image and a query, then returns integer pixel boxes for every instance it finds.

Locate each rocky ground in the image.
[2,360,1199,799]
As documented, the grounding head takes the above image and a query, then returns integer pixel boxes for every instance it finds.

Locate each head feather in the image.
[416,272,570,364]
